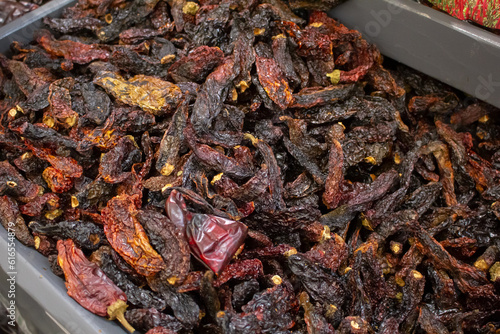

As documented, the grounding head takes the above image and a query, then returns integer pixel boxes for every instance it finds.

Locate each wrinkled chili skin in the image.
[165,189,192,231]
[125,308,183,333]
[136,209,190,285]
[168,45,224,83]
[0,161,40,201]
[300,291,335,334]
[219,283,298,332]
[36,29,110,64]
[323,137,344,209]
[184,123,255,179]
[200,270,220,321]
[164,189,249,275]
[145,278,201,330]
[190,56,238,135]
[90,246,167,310]
[287,253,346,307]
[215,259,264,287]
[254,42,294,110]
[56,239,127,317]
[96,0,160,42]
[0,195,34,246]
[186,213,248,275]
[101,194,166,276]
[30,220,105,250]
[42,166,74,193]
[99,135,141,184]
[155,102,187,177]
[25,142,83,178]
[93,71,182,115]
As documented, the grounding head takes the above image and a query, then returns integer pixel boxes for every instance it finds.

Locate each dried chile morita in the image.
[136,209,191,285]
[30,220,105,250]
[0,0,500,331]
[90,246,167,310]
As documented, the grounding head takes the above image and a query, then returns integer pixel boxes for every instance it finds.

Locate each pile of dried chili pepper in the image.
[1,0,500,332]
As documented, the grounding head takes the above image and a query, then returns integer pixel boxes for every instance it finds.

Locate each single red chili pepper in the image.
[165,190,248,274]
[186,213,248,274]
[56,239,135,332]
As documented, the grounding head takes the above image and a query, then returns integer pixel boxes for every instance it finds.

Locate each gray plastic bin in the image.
[0,0,75,54]
[329,0,500,109]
